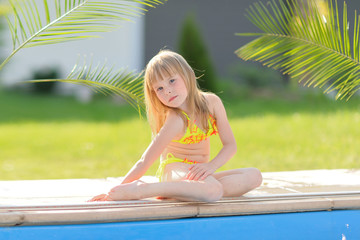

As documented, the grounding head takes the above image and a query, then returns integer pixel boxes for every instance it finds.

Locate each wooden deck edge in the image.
[1,195,359,227]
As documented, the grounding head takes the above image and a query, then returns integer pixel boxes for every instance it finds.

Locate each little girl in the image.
[90,50,262,202]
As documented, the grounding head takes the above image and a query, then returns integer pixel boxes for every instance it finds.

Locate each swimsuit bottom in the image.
[156,153,197,182]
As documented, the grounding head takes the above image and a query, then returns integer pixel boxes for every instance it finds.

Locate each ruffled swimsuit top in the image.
[172,111,218,144]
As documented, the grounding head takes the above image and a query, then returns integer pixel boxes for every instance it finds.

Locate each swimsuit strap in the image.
[181,111,190,119]
[167,153,175,159]
[181,111,215,132]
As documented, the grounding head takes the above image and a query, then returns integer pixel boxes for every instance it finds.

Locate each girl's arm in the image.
[187,94,237,181]
[120,111,185,184]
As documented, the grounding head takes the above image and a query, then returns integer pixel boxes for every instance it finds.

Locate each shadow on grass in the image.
[1,89,360,124]
[219,89,360,119]
[0,90,142,123]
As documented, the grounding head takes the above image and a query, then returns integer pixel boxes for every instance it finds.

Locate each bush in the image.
[31,67,60,94]
[228,62,285,89]
[178,13,218,93]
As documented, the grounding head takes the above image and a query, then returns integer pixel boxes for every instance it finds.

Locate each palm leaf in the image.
[1,0,164,70]
[236,0,360,100]
[0,2,10,16]
[28,57,145,114]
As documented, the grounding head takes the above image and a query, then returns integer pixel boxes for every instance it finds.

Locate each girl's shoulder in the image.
[163,109,186,139]
[202,92,223,114]
[165,109,186,127]
[203,92,221,102]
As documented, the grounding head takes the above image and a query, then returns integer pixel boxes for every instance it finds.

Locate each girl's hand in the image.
[88,193,113,202]
[186,163,217,181]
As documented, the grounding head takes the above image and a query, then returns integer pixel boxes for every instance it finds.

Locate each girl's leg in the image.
[108,176,223,202]
[213,168,262,197]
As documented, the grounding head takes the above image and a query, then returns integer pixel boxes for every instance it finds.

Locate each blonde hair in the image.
[144,50,211,134]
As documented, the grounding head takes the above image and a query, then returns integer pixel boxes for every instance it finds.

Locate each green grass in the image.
[1,89,360,180]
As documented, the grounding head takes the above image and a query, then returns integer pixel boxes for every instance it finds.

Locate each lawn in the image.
[1,88,360,180]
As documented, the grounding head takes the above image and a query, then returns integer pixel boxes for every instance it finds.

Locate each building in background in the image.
[1,0,257,91]
[2,0,360,99]
[144,0,360,79]
[144,0,259,77]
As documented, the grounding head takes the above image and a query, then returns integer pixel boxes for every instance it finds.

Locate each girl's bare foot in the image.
[108,180,145,200]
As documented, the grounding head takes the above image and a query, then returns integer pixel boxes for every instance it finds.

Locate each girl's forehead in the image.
[152,77,169,88]
[153,68,174,82]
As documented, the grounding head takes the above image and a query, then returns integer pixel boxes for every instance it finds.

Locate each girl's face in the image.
[152,74,188,110]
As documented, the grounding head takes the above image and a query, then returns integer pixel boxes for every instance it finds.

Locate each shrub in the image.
[31,67,60,94]
[228,62,284,89]
[178,13,217,93]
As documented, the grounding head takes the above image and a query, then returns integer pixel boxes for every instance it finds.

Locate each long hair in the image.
[144,50,211,135]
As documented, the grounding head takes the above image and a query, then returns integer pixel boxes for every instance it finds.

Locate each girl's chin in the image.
[164,101,184,108]
[166,104,180,109]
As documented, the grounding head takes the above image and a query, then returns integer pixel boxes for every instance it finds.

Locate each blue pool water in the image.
[1,210,359,240]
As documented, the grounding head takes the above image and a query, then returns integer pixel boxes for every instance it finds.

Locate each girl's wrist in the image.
[209,160,221,171]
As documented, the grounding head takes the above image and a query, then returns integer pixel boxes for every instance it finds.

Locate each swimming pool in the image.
[1,210,359,240]
[1,170,359,240]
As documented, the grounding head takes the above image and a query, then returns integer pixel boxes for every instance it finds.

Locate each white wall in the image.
[1,1,145,97]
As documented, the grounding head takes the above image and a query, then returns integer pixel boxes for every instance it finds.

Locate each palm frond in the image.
[28,58,145,114]
[0,2,11,16]
[1,0,164,70]
[236,0,360,100]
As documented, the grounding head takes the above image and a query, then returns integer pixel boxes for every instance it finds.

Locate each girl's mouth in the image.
[169,96,177,102]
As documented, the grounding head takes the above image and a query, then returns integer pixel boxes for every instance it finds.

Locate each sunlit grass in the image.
[219,111,360,172]
[1,89,360,180]
[1,120,152,179]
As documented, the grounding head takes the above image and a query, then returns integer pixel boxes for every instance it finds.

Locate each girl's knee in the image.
[249,168,262,188]
[203,181,223,202]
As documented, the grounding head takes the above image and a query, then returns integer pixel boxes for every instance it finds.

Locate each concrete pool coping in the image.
[0,169,359,226]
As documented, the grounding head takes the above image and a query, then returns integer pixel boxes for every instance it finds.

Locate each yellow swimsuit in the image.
[156,111,218,181]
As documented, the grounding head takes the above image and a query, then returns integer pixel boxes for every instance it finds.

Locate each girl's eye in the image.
[157,87,163,91]
[169,79,175,83]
